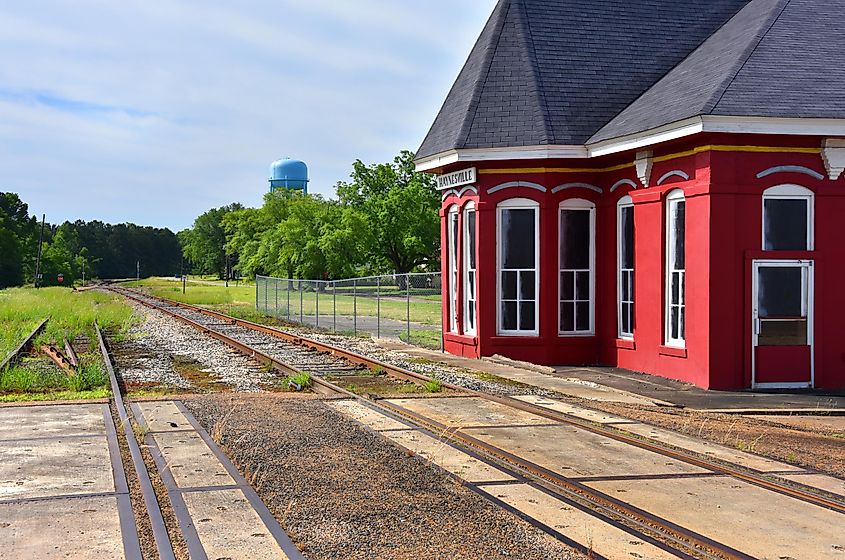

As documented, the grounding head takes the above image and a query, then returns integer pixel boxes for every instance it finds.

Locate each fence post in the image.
[255,276,259,312]
[299,280,304,325]
[264,276,268,314]
[332,281,336,333]
[406,274,411,344]
[353,279,357,336]
[275,277,279,318]
[287,279,291,321]
[316,281,320,328]
[376,276,381,339]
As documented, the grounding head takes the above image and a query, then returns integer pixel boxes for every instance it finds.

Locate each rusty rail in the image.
[0,318,49,371]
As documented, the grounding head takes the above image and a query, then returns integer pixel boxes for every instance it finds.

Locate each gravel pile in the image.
[118,301,274,391]
[184,394,581,560]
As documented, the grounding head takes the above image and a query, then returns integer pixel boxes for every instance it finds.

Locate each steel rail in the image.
[112,286,845,517]
[110,287,748,559]
[96,323,176,560]
[0,318,49,371]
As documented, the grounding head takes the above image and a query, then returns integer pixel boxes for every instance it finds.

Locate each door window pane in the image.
[758,267,802,317]
[764,199,808,251]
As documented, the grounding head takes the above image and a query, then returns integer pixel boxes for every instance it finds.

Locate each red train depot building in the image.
[415,0,845,390]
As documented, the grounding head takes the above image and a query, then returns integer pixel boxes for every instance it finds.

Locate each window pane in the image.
[561,302,575,332]
[502,301,517,330]
[576,271,590,300]
[501,209,536,269]
[671,272,680,304]
[759,319,807,346]
[560,272,574,300]
[502,271,517,300]
[673,201,685,269]
[520,271,536,300]
[629,273,635,301]
[466,210,477,268]
[468,271,476,299]
[576,302,590,331]
[671,307,679,339]
[764,199,808,251]
[620,206,634,269]
[560,209,590,269]
[630,301,635,331]
[622,306,631,334]
[468,306,475,328]
[758,267,803,317]
[520,302,535,331]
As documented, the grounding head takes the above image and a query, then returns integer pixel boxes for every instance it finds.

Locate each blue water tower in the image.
[269,158,309,193]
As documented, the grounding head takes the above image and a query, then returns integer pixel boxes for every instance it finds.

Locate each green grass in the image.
[0,287,137,356]
[130,276,442,326]
[400,329,442,350]
[282,371,312,391]
[0,360,109,394]
[423,379,443,393]
[0,388,110,403]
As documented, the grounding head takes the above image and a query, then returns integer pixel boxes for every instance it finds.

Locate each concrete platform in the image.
[134,401,299,560]
[386,396,559,428]
[0,403,139,559]
[747,414,845,433]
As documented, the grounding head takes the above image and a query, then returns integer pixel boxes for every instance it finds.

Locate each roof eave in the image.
[414,144,589,172]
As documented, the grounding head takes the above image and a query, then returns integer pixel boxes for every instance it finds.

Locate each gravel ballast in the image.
[184,393,581,560]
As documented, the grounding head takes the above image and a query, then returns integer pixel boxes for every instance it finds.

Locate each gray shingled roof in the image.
[416,0,751,160]
[591,0,845,143]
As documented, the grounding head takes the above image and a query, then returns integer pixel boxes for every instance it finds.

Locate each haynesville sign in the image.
[436,167,476,190]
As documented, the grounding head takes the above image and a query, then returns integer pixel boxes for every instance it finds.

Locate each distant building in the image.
[269,158,309,193]
[416,0,845,391]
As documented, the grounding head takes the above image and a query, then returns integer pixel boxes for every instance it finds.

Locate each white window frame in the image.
[665,190,686,347]
[447,206,459,333]
[558,199,595,336]
[462,202,477,336]
[761,184,814,251]
[617,196,634,339]
[497,198,540,336]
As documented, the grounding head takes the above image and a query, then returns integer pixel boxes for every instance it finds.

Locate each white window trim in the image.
[462,202,477,336]
[761,184,814,251]
[617,196,634,340]
[497,198,540,336]
[558,199,595,336]
[665,190,686,348]
[447,206,459,333]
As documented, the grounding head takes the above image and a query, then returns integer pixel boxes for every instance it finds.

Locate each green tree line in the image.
[180,151,441,280]
[0,192,182,288]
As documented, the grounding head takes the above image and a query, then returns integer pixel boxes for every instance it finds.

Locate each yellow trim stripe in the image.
[476,145,822,175]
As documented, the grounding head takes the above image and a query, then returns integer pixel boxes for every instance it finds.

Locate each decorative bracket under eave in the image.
[822,138,845,180]
[635,150,653,187]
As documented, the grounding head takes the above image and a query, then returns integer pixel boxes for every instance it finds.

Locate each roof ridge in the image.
[457,0,512,150]
[515,0,554,144]
[704,0,792,113]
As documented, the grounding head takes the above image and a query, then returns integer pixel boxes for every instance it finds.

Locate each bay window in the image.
[665,190,685,346]
[497,199,539,335]
[463,203,477,335]
[559,199,595,335]
[618,196,634,339]
[447,206,458,333]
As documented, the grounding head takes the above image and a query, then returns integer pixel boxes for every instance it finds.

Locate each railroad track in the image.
[0,318,49,371]
[109,286,845,560]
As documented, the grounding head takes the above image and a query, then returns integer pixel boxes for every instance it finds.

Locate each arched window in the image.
[665,190,685,347]
[497,198,539,336]
[762,185,814,251]
[463,202,477,335]
[617,196,634,339]
[447,206,459,333]
[559,199,595,335]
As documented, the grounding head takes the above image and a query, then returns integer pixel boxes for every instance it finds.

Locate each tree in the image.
[336,150,439,274]
[181,203,243,278]
[0,193,37,288]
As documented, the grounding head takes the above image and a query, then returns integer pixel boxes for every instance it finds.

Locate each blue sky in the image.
[0,1,496,230]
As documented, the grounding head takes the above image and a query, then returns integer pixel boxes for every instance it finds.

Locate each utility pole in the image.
[136,260,140,281]
[181,256,186,294]
[225,254,229,288]
[34,214,46,289]
[81,261,85,287]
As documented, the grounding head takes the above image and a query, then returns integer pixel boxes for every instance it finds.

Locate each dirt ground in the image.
[183,393,581,560]
[585,401,845,478]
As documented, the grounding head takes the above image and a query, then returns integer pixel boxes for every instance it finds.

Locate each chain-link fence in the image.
[256,273,443,349]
